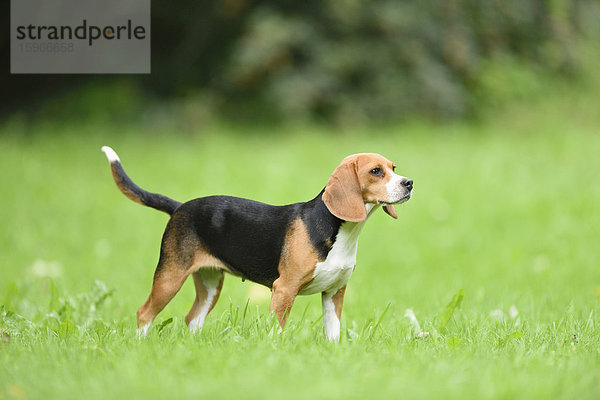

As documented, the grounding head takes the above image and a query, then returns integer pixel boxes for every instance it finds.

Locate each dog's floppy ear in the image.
[383,204,397,219]
[323,159,366,222]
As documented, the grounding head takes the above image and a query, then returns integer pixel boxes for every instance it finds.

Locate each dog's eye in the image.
[392,165,396,172]
[370,167,384,177]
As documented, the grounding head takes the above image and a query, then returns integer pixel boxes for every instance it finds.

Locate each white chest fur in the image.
[299,205,376,296]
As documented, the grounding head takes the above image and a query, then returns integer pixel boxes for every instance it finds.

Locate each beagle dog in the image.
[101,147,413,341]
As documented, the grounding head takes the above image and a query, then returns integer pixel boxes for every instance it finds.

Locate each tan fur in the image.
[185,270,224,325]
[270,219,321,326]
[323,153,399,221]
[353,154,395,204]
[137,238,227,329]
[330,286,346,320]
[137,263,189,328]
[323,159,366,222]
[192,246,230,273]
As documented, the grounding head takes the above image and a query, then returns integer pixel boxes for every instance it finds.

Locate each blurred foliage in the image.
[2,0,600,123]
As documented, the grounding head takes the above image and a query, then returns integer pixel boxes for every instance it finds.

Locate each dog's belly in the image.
[299,261,355,295]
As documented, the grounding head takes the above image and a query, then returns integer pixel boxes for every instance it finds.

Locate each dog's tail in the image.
[101,146,182,216]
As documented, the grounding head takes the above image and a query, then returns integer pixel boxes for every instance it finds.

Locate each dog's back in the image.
[175,196,300,287]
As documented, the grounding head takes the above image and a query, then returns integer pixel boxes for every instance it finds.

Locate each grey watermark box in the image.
[11,0,150,74]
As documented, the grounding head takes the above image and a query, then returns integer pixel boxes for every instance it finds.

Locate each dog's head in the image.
[323,153,413,222]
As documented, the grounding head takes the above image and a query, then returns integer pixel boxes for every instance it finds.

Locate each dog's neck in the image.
[302,189,379,260]
[335,202,379,247]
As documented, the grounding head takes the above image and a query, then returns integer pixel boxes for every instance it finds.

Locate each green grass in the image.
[1,94,600,399]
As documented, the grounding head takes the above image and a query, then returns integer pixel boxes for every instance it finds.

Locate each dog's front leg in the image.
[270,278,299,328]
[322,286,346,342]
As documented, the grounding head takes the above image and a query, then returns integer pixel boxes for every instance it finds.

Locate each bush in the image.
[3,0,599,123]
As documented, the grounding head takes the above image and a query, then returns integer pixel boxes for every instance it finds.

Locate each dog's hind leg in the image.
[136,261,190,337]
[136,223,198,337]
[185,268,224,333]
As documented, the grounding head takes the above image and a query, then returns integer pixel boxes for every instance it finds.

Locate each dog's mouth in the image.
[378,192,412,205]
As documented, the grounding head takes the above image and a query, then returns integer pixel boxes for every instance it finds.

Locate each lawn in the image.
[1,95,599,399]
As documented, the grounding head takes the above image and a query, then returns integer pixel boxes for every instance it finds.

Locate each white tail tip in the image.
[101,146,120,163]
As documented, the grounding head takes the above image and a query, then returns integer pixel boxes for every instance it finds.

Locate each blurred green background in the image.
[2,1,600,399]
[2,0,600,124]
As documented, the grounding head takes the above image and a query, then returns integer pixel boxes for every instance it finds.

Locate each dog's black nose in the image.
[401,178,413,190]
